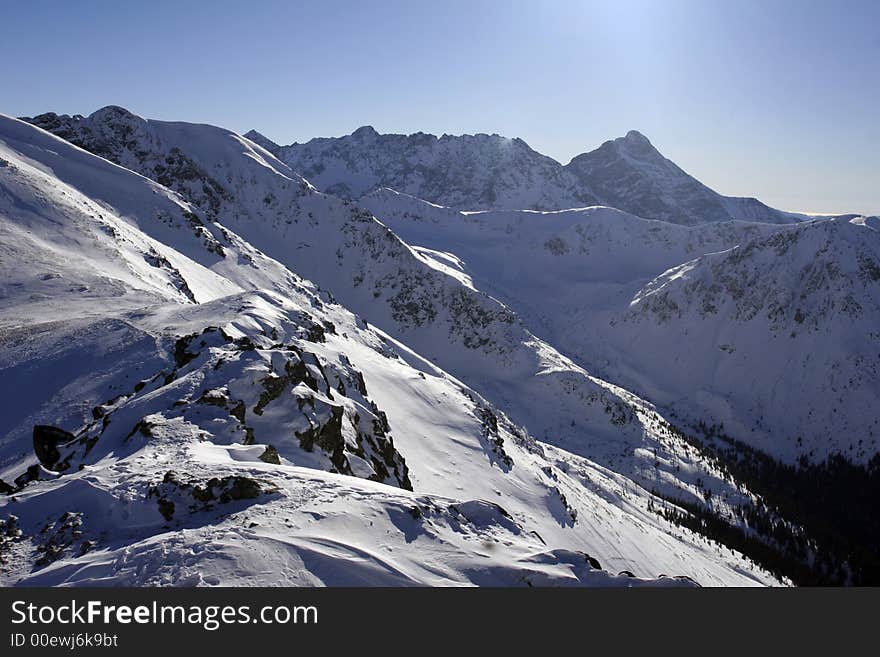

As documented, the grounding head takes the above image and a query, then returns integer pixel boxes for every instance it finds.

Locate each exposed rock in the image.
[259,445,281,465]
[32,425,75,470]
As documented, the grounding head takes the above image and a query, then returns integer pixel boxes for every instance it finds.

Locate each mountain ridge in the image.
[244,122,835,224]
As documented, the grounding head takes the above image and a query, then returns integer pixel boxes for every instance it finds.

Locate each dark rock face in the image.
[148,472,270,522]
[15,317,414,495]
[32,425,75,470]
[259,445,281,465]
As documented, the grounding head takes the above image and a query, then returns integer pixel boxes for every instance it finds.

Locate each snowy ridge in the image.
[0,291,768,586]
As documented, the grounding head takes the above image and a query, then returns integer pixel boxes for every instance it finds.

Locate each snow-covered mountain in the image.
[1,112,795,586]
[359,188,880,467]
[615,216,880,465]
[9,106,878,584]
[565,130,791,225]
[356,187,785,349]
[260,125,591,212]
[260,124,806,224]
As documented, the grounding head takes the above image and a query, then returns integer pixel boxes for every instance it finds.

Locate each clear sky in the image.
[2,0,878,214]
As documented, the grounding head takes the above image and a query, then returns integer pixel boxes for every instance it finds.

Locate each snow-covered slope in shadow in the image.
[618,217,880,465]
[359,188,880,466]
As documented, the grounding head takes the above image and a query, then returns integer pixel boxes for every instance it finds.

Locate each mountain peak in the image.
[273,121,793,224]
[88,105,140,122]
[614,130,659,157]
[351,125,378,138]
[610,129,666,163]
[243,129,280,153]
[623,129,651,145]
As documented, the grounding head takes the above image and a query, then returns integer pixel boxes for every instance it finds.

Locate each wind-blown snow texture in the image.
[6,105,874,587]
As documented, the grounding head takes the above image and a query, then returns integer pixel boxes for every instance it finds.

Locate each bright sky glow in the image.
[1,0,878,214]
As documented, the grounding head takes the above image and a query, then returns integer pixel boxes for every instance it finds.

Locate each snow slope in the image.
[0,114,780,586]
[359,188,789,351]
[360,188,880,466]
[615,217,880,465]
[0,291,769,587]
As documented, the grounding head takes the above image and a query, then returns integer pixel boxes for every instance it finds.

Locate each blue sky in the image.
[2,0,878,214]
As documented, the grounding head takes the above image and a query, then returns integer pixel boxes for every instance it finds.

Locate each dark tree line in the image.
[651,418,880,585]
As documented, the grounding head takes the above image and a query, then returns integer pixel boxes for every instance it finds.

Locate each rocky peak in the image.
[88,105,140,123]
[623,129,651,145]
[351,125,379,139]
[243,129,281,155]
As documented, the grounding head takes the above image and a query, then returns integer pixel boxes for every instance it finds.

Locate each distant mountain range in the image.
[246,125,829,225]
